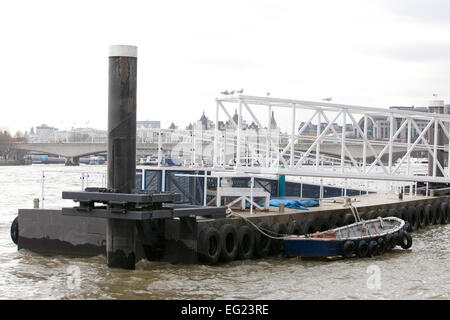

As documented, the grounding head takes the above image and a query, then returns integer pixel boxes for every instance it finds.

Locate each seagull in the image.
[266,92,271,96]
[322,97,332,102]
[229,90,235,95]
[432,93,438,97]
[237,88,244,94]
[221,90,229,95]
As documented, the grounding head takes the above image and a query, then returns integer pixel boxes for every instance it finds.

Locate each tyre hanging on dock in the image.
[287,220,302,235]
[219,224,238,262]
[237,225,255,260]
[399,206,408,223]
[384,233,395,251]
[368,240,378,257]
[254,222,272,258]
[388,208,398,218]
[198,227,222,264]
[341,240,355,259]
[397,230,412,249]
[424,203,433,226]
[429,202,438,225]
[342,213,355,226]
[377,237,386,255]
[443,202,449,224]
[10,216,18,245]
[407,206,419,231]
[301,220,315,235]
[417,205,426,229]
[356,240,369,258]
[270,223,287,255]
[437,202,447,224]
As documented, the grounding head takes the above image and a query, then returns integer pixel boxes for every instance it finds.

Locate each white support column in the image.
[214,102,219,167]
[341,110,346,173]
[266,104,272,167]
[407,117,411,176]
[290,104,296,168]
[236,101,243,168]
[433,117,438,177]
[157,129,162,167]
[161,169,166,192]
[316,111,321,170]
[363,114,367,173]
[203,171,208,206]
[389,114,394,174]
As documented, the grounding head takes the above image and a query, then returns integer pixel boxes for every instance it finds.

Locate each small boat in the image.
[283,216,412,259]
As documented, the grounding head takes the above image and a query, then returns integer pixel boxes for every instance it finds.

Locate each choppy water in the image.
[0,164,449,299]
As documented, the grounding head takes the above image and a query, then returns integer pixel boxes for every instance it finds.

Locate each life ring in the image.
[237,225,255,260]
[342,213,355,226]
[377,237,386,255]
[368,240,378,257]
[341,240,355,259]
[270,223,287,255]
[407,206,418,232]
[10,217,18,245]
[356,240,369,258]
[437,202,447,224]
[219,224,238,262]
[416,205,426,229]
[198,227,222,264]
[287,220,302,235]
[398,230,412,249]
[254,222,272,258]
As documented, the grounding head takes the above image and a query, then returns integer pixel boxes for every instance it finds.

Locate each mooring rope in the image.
[225,208,287,240]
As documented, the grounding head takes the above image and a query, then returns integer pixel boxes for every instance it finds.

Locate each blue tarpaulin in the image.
[265,198,319,210]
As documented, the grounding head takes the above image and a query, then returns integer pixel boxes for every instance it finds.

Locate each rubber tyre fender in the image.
[384,233,395,251]
[429,202,438,225]
[399,206,408,222]
[437,202,447,224]
[237,225,255,260]
[407,206,418,232]
[10,216,18,245]
[327,214,339,229]
[287,220,302,235]
[356,240,369,258]
[342,240,355,259]
[314,217,329,232]
[368,240,378,257]
[378,209,388,218]
[301,220,316,235]
[219,224,238,262]
[377,237,386,255]
[198,227,222,264]
[443,202,450,224]
[416,205,426,229]
[423,204,432,226]
[254,222,272,258]
[342,213,355,226]
[270,223,287,255]
[388,208,398,218]
[399,231,412,249]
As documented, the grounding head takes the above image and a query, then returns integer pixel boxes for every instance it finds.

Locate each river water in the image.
[0,164,448,300]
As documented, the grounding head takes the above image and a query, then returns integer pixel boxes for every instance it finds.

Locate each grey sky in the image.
[1,0,449,134]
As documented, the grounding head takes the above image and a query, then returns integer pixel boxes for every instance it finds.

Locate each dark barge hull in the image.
[16,194,450,264]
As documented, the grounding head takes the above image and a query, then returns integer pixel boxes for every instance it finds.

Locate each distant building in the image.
[137,120,160,129]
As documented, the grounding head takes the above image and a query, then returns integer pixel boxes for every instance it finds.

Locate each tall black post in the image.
[107,45,137,269]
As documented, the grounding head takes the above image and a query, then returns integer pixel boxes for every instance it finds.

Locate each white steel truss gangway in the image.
[214,95,450,185]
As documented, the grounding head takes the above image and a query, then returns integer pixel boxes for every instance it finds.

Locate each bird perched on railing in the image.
[322,97,332,102]
[221,90,230,95]
[229,90,235,95]
[237,88,244,94]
